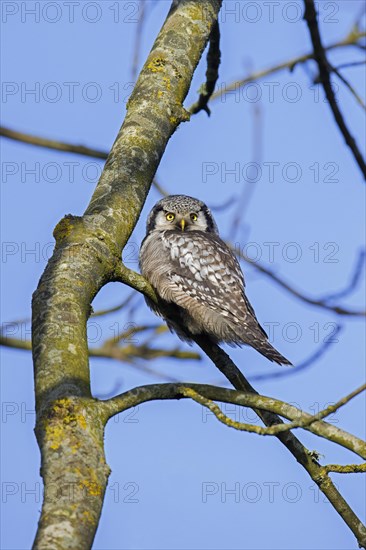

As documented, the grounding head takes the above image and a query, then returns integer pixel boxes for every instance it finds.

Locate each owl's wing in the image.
[140,229,292,363]
[158,231,268,340]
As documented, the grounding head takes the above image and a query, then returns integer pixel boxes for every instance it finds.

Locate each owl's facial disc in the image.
[146,195,219,235]
[153,209,207,232]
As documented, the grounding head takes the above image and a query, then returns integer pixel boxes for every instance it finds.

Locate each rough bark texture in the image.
[102,383,366,459]
[31,2,222,548]
[28,1,366,548]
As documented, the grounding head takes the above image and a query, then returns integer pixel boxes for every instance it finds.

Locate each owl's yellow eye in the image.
[190,213,198,222]
[166,213,175,222]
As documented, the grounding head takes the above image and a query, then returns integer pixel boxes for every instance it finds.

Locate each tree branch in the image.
[234,245,366,317]
[2,28,364,158]
[199,28,366,106]
[178,384,366,438]
[0,125,109,158]
[109,259,366,547]
[0,329,199,364]
[192,337,366,547]
[189,19,221,115]
[2,118,363,315]
[2,327,364,458]
[3,5,365,546]
[250,324,343,382]
[303,0,366,180]
[31,2,223,548]
[91,291,136,317]
[101,381,365,458]
[323,463,366,474]
[0,126,169,197]
[330,63,366,110]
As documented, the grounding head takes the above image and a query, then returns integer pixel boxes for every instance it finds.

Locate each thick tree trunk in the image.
[31,2,222,547]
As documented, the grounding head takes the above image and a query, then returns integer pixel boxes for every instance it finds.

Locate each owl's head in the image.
[145,195,219,234]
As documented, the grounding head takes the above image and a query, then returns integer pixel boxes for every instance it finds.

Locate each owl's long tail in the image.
[238,320,293,366]
[253,339,293,366]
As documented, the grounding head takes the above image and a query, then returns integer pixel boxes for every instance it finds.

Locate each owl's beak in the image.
[180,218,186,231]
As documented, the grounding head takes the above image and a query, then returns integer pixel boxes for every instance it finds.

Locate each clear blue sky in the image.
[1,1,365,549]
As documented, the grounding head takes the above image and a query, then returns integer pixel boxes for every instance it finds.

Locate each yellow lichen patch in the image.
[76,466,103,497]
[71,441,81,454]
[53,215,82,242]
[82,510,94,524]
[75,413,87,430]
[162,77,171,90]
[44,398,87,451]
[45,423,65,451]
[185,3,205,22]
[147,57,166,73]
[79,479,102,497]
[157,90,164,99]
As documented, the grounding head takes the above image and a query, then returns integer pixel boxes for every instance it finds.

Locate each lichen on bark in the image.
[31,2,222,548]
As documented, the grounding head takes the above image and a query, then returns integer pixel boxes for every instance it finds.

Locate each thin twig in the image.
[102,323,161,347]
[320,249,365,303]
[250,325,343,382]
[101,381,366,459]
[330,63,366,110]
[336,61,366,71]
[179,383,366,436]
[0,126,169,195]
[303,0,366,179]
[2,325,363,455]
[229,98,263,240]
[0,334,200,362]
[131,1,147,80]
[199,29,366,107]
[210,195,237,212]
[191,336,366,547]
[189,20,221,115]
[0,126,109,158]
[233,245,366,317]
[308,383,366,423]
[91,292,136,317]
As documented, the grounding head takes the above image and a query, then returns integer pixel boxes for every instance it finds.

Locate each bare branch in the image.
[6,329,362,455]
[101,382,366,459]
[104,258,366,548]
[131,1,148,80]
[113,263,159,303]
[0,125,108,159]
[30,1,223,545]
[335,60,366,71]
[2,31,364,162]
[186,337,366,547]
[323,463,366,474]
[303,0,366,179]
[250,325,343,382]
[0,332,200,363]
[319,249,366,303]
[0,126,169,197]
[178,384,366,438]
[91,292,136,317]
[201,28,366,106]
[310,383,366,423]
[233,245,366,317]
[330,63,366,110]
[229,98,263,240]
[189,20,221,115]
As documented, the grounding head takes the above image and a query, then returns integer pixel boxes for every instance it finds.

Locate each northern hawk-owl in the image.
[139,195,291,365]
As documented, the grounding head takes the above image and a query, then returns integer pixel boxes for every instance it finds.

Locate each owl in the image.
[139,195,292,365]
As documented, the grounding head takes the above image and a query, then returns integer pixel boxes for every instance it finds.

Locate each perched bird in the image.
[139,195,292,365]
